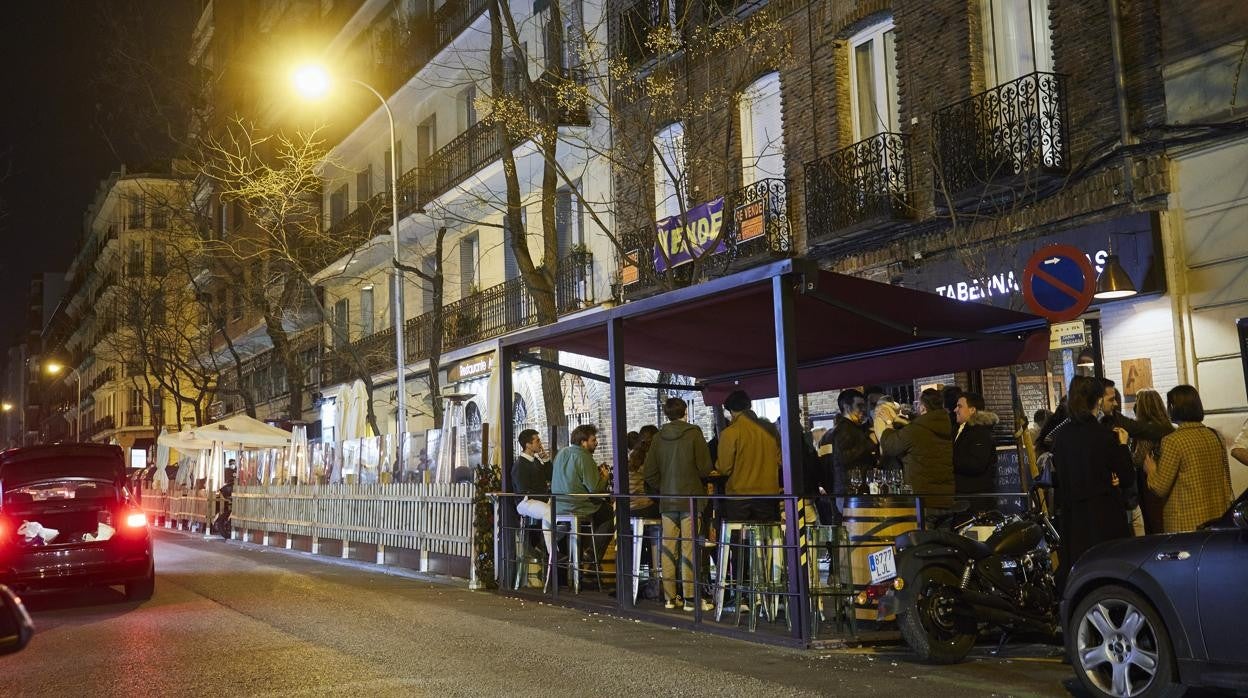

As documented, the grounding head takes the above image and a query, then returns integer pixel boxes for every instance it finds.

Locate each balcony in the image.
[805,132,914,248]
[619,177,793,300]
[617,0,687,67]
[326,191,392,241]
[87,367,116,392]
[931,71,1069,208]
[323,325,397,386]
[124,410,145,427]
[555,249,594,314]
[395,77,589,218]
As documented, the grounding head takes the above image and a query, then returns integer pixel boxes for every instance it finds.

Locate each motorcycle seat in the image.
[895,529,994,560]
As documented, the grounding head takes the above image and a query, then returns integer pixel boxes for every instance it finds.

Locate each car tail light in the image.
[125,512,148,528]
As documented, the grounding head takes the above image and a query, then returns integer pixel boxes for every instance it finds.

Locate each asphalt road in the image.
[2,530,1088,697]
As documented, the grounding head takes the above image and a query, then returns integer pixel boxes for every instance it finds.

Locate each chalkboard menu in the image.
[992,445,1026,514]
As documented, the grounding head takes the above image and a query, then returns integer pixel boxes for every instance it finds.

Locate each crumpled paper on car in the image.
[83,523,116,542]
[17,521,59,545]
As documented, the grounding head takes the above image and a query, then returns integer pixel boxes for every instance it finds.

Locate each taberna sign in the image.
[898,213,1163,308]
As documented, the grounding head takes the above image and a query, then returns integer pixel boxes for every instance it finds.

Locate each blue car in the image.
[1062,491,1248,697]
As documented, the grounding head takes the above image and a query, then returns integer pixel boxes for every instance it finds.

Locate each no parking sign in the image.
[1022,244,1097,323]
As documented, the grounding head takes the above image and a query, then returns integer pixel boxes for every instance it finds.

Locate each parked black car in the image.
[0,444,154,600]
[1062,490,1248,697]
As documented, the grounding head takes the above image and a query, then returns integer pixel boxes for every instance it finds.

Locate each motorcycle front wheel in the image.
[897,564,976,664]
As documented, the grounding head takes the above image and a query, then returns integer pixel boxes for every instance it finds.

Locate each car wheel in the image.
[1068,585,1184,698]
[125,568,155,601]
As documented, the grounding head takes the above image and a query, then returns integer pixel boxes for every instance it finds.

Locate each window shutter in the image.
[504,216,520,281]
[555,189,572,261]
[421,254,437,313]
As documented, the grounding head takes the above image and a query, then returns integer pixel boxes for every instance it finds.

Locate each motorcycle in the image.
[871,487,1061,663]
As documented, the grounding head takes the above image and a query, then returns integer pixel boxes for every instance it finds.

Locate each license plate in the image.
[868,546,897,584]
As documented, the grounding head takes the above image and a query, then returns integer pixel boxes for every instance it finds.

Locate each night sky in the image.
[0,1,198,349]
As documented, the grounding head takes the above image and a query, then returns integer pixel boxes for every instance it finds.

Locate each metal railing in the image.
[395,77,588,219]
[619,178,792,299]
[616,0,688,66]
[555,250,594,314]
[124,410,145,427]
[932,71,1069,201]
[805,132,913,244]
[327,191,392,241]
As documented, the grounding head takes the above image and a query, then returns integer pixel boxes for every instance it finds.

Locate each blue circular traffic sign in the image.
[1022,244,1096,322]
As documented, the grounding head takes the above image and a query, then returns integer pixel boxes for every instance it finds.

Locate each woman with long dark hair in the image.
[1052,375,1135,589]
[1146,385,1233,533]
[1130,389,1174,535]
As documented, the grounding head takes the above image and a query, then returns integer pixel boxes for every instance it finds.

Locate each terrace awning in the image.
[503,259,1048,402]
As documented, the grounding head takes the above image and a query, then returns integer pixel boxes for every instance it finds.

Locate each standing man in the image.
[877,388,955,521]
[551,424,613,562]
[512,428,553,523]
[952,392,998,500]
[644,397,714,611]
[716,390,782,522]
[817,389,877,523]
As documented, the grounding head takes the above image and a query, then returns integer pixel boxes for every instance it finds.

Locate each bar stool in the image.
[743,523,789,632]
[512,515,549,590]
[804,525,855,637]
[713,521,752,622]
[629,517,662,604]
[554,514,603,593]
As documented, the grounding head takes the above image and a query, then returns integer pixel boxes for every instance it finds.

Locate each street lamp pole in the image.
[350,79,408,472]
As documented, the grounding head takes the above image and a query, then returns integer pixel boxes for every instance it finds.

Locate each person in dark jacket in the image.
[817,389,876,524]
[952,392,998,498]
[513,428,554,523]
[1052,375,1135,591]
[877,388,955,514]
[644,397,714,611]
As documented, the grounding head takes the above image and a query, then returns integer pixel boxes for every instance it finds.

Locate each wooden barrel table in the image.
[843,496,919,621]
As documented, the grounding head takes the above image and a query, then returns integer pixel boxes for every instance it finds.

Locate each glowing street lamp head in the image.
[45,362,65,376]
[2,402,13,412]
[293,64,331,99]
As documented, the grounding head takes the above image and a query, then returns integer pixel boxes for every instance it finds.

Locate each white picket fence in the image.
[230,483,475,559]
[137,483,476,579]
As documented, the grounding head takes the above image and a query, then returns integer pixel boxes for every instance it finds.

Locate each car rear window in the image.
[3,479,119,506]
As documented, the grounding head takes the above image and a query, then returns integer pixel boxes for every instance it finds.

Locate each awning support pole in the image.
[774,274,810,644]
[607,317,632,609]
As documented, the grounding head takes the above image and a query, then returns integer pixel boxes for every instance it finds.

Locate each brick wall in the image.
[1099,293,1179,415]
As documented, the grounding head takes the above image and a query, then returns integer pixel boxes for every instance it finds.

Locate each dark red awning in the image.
[509,262,1047,403]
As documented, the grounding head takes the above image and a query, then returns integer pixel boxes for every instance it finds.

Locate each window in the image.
[152,292,166,324]
[216,201,227,239]
[126,241,144,277]
[151,241,167,275]
[421,253,437,313]
[151,206,168,229]
[231,200,244,230]
[329,185,348,226]
[128,196,145,229]
[360,286,375,337]
[738,72,786,183]
[332,297,350,347]
[981,0,1053,87]
[384,141,403,190]
[849,19,900,140]
[459,232,480,298]
[230,288,243,321]
[555,184,584,259]
[503,209,525,282]
[459,86,478,132]
[653,122,687,221]
[417,115,437,168]
[356,164,373,202]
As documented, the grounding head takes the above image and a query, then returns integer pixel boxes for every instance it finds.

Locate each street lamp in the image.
[1,402,13,412]
[45,362,83,442]
[294,64,409,470]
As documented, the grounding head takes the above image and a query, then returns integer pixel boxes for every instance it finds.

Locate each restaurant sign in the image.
[448,353,495,383]
[653,197,726,273]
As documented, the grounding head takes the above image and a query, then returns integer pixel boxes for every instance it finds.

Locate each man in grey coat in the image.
[876,388,955,518]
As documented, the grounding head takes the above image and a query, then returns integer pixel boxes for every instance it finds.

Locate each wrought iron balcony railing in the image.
[124,410,145,427]
[326,191,392,241]
[805,131,913,245]
[555,250,594,314]
[931,71,1069,204]
[619,177,792,299]
[396,78,588,218]
[617,0,687,67]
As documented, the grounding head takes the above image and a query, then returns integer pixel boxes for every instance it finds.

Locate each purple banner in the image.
[653,197,726,273]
